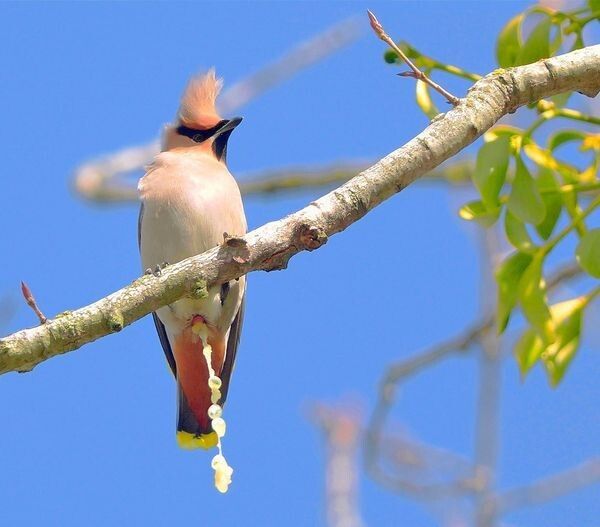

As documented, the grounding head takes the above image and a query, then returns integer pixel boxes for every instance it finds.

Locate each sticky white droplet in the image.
[200,331,233,492]
[208,375,222,389]
[208,404,222,420]
[214,462,233,493]
[203,344,213,364]
[212,454,226,470]
[212,417,226,438]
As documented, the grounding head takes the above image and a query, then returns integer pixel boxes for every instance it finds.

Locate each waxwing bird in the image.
[138,70,247,449]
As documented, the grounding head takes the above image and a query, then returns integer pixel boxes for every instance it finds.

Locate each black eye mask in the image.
[175,120,228,143]
[175,116,242,163]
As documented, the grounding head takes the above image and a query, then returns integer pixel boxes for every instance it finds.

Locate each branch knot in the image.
[107,311,124,332]
[299,225,328,251]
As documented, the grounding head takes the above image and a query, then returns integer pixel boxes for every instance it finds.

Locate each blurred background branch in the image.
[73,17,363,204]
[312,404,365,527]
[492,458,600,514]
[314,255,595,527]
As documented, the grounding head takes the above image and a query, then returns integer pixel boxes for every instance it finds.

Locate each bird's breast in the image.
[139,152,246,269]
[138,152,246,332]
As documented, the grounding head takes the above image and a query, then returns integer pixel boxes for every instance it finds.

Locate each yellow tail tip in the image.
[177,430,218,450]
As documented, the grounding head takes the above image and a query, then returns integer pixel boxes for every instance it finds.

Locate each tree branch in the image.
[1,46,599,375]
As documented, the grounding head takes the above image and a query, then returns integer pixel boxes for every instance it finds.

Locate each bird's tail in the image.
[176,383,218,450]
[172,326,225,450]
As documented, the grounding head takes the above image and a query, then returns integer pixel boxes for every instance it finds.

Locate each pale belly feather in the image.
[139,152,246,337]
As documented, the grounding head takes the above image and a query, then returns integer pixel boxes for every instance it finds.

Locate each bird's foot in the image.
[145,262,169,277]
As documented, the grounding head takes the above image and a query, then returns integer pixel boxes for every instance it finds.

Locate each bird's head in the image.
[165,69,242,162]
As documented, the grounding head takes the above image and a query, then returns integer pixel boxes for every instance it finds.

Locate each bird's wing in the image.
[139,203,177,377]
[152,312,177,377]
[219,294,245,405]
[137,202,143,249]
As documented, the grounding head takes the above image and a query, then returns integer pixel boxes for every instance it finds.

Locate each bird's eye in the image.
[192,134,204,142]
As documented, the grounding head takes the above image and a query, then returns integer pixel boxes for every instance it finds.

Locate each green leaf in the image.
[578,163,598,184]
[514,328,544,377]
[561,187,584,236]
[384,49,397,64]
[524,142,579,182]
[581,134,600,151]
[516,16,552,66]
[484,125,521,142]
[385,43,435,70]
[548,130,586,151]
[505,210,536,252]
[518,253,555,343]
[496,14,523,67]
[496,251,534,332]
[415,79,439,119]
[516,297,585,384]
[589,0,600,12]
[572,32,585,51]
[402,43,420,59]
[576,228,600,278]
[384,42,417,64]
[549,24,563,55]
[473,137,511,208]
[549,92,571,109]
[542,298,584,386]
[507,157,546,225]
[535,168,562,240]
[523,142,558,170]
[458,200,499,227]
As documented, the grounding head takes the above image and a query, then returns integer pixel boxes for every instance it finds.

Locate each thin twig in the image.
[20,281,47,325]
[367,10,461,106]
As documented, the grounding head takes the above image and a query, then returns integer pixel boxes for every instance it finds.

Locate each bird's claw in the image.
[145,262,169,277]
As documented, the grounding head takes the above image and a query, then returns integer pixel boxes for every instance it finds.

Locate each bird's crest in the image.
[178,69,223,129]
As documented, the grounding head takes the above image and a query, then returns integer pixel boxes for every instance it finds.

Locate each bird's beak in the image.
[214,117,243,138]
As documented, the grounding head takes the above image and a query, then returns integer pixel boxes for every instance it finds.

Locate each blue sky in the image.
[0,2,598,526]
